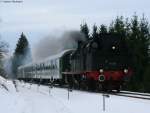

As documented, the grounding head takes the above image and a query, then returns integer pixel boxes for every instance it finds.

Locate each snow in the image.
[0,76,150,113]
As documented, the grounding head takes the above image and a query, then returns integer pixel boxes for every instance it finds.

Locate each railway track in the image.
[111,91,150,100]
[119,90,150,96]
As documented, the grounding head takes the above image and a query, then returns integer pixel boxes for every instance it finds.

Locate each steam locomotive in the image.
[17,33,133,92]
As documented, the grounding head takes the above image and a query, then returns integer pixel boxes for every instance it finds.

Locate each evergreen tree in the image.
[12,32,32,77]
[15,33,29,55]
[126,15,141,91]
[139,15,150,92]
[108,16,126,38]
[139,14,150,66]
[91,24,98,39]
[114,16,126,35]
[99,24,107,34]
[80,22,90,40]
[124,18,131,38]
[126,14,150,92]
[109,21,115,33]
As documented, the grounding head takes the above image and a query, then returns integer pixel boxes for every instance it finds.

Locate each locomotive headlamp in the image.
[99,69,103,73]
[112,46,116,50]
[124,69,128,73]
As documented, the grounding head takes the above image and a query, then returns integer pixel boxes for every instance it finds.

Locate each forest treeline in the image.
[80,14,150,92]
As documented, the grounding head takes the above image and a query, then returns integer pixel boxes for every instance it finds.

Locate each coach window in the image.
[46,62,48,69]
[51,60,53,69]
[54,61,56,69]
[42,63,44,70]
[48,64,51,70]
[49,64,51,75]
[55,64,57,69]
[46,63,48,70]
[48,62,50,70]
[49,63,51,70]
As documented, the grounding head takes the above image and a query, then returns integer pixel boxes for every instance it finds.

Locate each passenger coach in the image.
[17,49,75,83]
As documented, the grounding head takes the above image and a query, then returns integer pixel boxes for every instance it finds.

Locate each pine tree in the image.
[109,21,115,33]
[139,14,150,66]
[12,32,32,77]
[99,24,107,34]
[124,18,131,39]
[15,33,29,55]
[108,16,126,39]
[114,16,126,35]
[126,14,141,91]
[91,24,98,39]
[139,15,150,92]
[80,23,90,40]
[126,14,150,92]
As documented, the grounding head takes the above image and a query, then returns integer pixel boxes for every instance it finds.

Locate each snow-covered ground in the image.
[0,76,150,113]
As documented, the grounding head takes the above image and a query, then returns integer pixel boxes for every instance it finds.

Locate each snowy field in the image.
[0,76,150,113]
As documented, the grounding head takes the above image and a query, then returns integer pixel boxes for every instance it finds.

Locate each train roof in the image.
[45,49,75,61]
[18,49,75,69]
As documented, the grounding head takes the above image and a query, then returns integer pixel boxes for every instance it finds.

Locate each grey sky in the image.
[0,0,150,53]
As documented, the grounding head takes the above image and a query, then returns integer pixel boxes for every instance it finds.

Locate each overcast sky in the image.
[0,0,150,53]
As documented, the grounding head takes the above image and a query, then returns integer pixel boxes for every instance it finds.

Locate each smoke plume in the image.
[33,30,86,61]
[3,45,32,79]
[3,56,13,78]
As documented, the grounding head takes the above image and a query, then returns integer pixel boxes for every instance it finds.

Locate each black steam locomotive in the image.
[17,33,133,92]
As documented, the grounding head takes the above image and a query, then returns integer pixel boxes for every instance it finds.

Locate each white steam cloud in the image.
[33,30,86,61]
